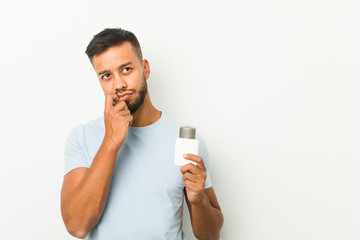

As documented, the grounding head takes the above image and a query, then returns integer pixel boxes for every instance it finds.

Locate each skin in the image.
[60,42,223,239]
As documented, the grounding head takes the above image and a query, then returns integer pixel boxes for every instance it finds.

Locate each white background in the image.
[0,0,359,239]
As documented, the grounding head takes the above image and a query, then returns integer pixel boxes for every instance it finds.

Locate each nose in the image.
[113,73,127,92]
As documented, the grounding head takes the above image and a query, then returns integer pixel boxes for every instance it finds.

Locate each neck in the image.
[130,93,161,127]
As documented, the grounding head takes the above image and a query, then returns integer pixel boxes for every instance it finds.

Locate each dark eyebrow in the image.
[98,70,109,76]
[117,61,132,71]
[98,62,132,76]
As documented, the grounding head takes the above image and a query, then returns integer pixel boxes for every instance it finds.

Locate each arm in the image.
[60,93,132,238]
[61,142,118,238]
[181,154,224,240]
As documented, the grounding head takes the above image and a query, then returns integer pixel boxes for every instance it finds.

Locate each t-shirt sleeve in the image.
[64,125,89,175]
[198,135,212,189]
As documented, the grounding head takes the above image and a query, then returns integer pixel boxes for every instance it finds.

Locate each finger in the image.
[105,94,113,113]
[128,115,133,126]
[182,166,207,183]
[183,180,205,192]
[116,107,131,116]
[180,164,190,174]
[180,163,202,175]
[126,114,133,123]
[183,154,206,170]
[105,92,120,111]
[182,172,203,183]
[108,89,120,106]
[113,101,128,112]
[111,93,120,107]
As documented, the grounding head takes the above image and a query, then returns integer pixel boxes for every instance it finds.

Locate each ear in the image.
[142,59,150,80]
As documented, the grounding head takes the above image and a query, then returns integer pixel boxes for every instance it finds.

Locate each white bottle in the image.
[174,126,198,166]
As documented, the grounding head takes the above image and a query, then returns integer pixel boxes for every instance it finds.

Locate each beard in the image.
[125,76,148,114]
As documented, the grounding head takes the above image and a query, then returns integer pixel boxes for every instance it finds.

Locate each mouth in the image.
[117,92,133,101]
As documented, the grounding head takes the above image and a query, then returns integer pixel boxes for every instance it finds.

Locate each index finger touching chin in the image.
[104,94,114,112]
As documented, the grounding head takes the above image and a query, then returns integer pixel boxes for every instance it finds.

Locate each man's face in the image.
[92,42,150,114]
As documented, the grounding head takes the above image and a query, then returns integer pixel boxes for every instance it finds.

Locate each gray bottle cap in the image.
[180,126,196,139]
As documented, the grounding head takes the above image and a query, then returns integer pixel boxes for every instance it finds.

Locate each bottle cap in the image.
[180,126,196,139]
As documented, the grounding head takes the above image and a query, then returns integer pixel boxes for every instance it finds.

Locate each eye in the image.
[101,73,111,80]
[122,67,132,74]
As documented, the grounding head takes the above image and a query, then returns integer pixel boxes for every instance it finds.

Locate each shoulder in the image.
[66,116,104,141]
[161,113,208,142]
[160,112,182,128]
[84,116,104,131]
[155,112,183,137]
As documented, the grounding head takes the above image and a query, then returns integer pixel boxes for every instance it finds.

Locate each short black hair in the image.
[85,28,143,62]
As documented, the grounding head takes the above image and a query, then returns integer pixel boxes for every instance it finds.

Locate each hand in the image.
[180,154,207,204]
[103,92,133,150]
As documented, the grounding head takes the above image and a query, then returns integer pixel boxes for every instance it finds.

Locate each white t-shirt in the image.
[64,112,212,239]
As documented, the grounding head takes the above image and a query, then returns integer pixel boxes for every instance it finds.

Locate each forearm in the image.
[189,193,224,240]
[62,139,118,237]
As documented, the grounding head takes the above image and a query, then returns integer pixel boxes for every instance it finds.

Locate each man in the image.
[61,28,223,239]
